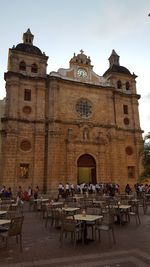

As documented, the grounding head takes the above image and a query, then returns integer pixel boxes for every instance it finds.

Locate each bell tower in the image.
[23,28,34,45]
[1,29,48,191]
[108,49,120,67]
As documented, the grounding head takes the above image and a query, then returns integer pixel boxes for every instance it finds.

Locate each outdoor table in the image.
[0,211,7,216]
[44,201,64,208]
[62,207,80,214]
[51,201,64,207]
[34,198,49,202]
[74,214,103,222]
[73,213,103,243]
[113,204,131,210]
[73,196,83,201]
[0,199,15,204]
[112,204,131,225]
[0,219,11,225]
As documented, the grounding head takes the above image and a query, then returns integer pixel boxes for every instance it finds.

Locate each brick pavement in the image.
[0,203,150,266]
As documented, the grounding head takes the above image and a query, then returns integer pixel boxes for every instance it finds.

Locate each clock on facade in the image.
[77,68,88,78]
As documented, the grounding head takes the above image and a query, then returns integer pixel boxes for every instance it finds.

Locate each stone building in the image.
[0,98,5,176]
[0,29,143,192]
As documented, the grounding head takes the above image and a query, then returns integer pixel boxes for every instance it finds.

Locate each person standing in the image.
[70,183,75,196]
[28,186,33,198]
[17,186,23,200]
[65,183,70,197]
[34,186,39,199]
[125,184,132,195]
[58,183,63,196]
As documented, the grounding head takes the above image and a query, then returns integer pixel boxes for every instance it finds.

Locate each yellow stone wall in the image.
[0,43,143,193]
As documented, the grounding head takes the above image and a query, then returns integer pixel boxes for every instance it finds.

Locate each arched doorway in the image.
[77,154,96,184]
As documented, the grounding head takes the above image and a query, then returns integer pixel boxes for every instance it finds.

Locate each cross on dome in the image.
[80,49,84,54]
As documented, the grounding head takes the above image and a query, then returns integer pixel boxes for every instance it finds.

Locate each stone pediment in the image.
[50,50,111,87]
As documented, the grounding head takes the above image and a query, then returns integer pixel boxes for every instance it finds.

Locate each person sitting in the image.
[4,187,13,199]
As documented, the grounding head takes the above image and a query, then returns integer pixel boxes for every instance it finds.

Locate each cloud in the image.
[87,1,149,41]
[142,93,150,102]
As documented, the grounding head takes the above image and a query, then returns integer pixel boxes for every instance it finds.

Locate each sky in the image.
[0,0,150,136]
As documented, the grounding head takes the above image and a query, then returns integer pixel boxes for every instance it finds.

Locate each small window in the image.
[19,61,26,71]
[19,163,29,179]
[123,105,128,114]
[117,80,122,89]
[126,82,130,90]
[31,63,38,73]
[24,89,31,101]
[128,166,135,178]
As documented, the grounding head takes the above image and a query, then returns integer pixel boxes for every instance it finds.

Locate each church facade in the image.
[0,29,143,192]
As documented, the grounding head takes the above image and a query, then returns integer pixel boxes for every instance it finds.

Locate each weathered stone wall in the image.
[44,78,143,192]
[0,43,143,193]
[0,99,5,182]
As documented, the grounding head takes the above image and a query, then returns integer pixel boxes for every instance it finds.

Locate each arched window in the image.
[117,80,122,89]
[126,81,130,90]
[19,61,26,71]
[31,63,38,73]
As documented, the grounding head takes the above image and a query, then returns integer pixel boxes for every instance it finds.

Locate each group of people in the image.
[58,182,150,198]
[125,183,150,196]
[0,185,40,201]
[1,182,150,201]
[134,183,150,196]
[0,186,13,199]
[58,182,120,198]
[17,185,40,201]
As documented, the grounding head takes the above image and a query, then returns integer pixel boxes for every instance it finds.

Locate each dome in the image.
[14,43,43,56]
[103,64,131,76]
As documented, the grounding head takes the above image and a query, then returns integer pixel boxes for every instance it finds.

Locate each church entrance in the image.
[77,154,96,184]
